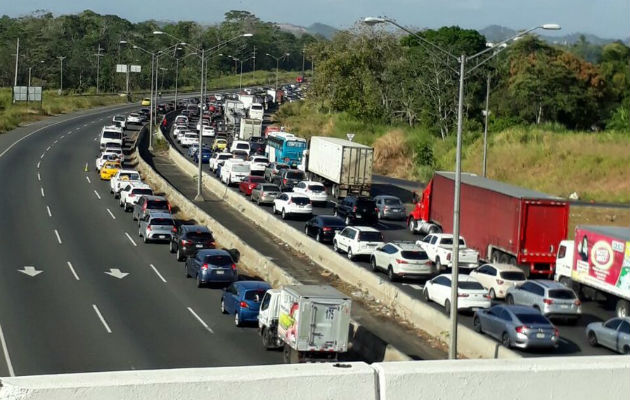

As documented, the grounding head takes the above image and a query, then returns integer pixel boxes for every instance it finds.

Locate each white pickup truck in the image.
[417,233,479,271]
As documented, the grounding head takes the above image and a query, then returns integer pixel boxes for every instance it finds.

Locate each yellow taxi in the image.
[100,160,122,180]
[212,138,228,151]
[141,98,151,106]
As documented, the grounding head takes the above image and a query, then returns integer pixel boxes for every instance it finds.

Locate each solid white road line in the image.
[86,176,91,183]
[92,304,112,334]
[106,208,116,220]
[187,307,214,334]
[46,205,52,217]
[66,261,80,281]
[124,232,137,247]
[149,264,167,283]
[40,187,45,198]
[0,322,15,377]
[93,190,101,199]
[54,229,62,245]
[37,172,41,181]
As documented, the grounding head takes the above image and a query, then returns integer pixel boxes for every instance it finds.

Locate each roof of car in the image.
[528,280,568,290]
[127,182,151,189]
[389,241,424,251]
[181,225,211,233]
[196,249,231,257]
[437,274,478,282]
[482,263,524,272]
[497,304,544,314]
[287,193,310,198]
[140,195,167,202]
[299,180,324,186]
[233,281,272,290]
[117,169,139,175]
[349,226,380,232]
[146,211,173,219]
[373,195,401,200]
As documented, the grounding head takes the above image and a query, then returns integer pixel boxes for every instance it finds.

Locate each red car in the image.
[239,176,266,196]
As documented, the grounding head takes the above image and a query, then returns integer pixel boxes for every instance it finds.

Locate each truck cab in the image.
[258,289,283,349]
[554,240,575,285]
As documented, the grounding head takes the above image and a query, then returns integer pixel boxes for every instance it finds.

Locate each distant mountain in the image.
[276,22,338,39]
[479,25,622,46]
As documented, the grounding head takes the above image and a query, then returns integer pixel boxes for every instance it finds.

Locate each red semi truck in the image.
[407,172,569,276]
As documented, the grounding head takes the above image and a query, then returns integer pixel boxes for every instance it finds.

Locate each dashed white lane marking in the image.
[149,264,167,283]
[40,187,45,198]
[53,140,58,144]
[86,176,91,183]
[54,229,62,245]
[187,307,214,334]
[46,146,51,151]
[66,261,80,281]
[106,208,116,220]
[40,153,45,159]
[93,190,101,199]
[0,322,15,377]
[36,161,40,169]
[124,232,137,247]
[92,304,112,334]
[60,135,65,139]
[46,205,52,217]
[37,172,41,181]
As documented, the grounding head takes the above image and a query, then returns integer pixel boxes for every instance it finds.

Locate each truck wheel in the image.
[491,251,501,263]
[408,219,416,233]
[473,316,482,333]
[370,257,378,272]
[333,241,339,253]
[347,248,354,261]
[506,294,514,305]
[616,299,630,318]
[435,258,443,271]
[261,328,274,349]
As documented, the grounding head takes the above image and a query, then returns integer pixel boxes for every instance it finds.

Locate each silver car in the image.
[474,305,559,350]
[250,183,281,205]
[505,280,581,323]
[586,317,630,354]
[138,211,176,243]
[374,195,407,220]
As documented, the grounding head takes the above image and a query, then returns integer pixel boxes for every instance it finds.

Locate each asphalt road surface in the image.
[0,104,282,377]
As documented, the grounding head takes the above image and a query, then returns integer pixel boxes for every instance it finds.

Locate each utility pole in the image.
[482,73,491,177]
[13,38,19,103]
[57,56,66,94]
[175,58,179,109]
[94,44,103,94]
[195,48,205,202]
[301,47,305,78]
[252,46,256,78]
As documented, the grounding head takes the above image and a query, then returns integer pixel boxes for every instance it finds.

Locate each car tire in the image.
[473,316,482,333]
[221,299,227,314]
[444,299,451,316]
[281,209,287,220]
[408,219,416,233]
[196,274,203,288]
[623,345,630,355]
[272,205,277,214]
[378,211,383,220]
[587,331,598,346]
[169,241,175,253]
[502,332,511,348]
[234,312,241,327]
[506,295,514,305]
[176,248,184,262]
[347,248,354,261]
[256,198,261,206]
[370,257,378,272]
[304,226,309,236]
[262,328,274,350]
[333,241,339,253]
[435,258,442,271]
[132,213,137,221]
[489,288,496,300]
[316,232,321,242]
[387,266,397,282]
[422,288,430,302]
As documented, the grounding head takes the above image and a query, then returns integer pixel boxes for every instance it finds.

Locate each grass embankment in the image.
[274,101,630,204]
[0,88,127,134]
[205,70,307,91]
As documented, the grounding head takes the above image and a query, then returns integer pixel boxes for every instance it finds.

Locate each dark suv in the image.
[334,196,378,225]
[170,225,216,261]
[273,169,306,191]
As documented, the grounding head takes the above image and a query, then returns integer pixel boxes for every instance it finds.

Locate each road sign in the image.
[13,86,42,102]
[116,64,128,73]
[130,65,141,73]
[346,133,355,142]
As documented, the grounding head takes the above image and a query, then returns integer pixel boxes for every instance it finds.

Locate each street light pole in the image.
[13,38,19,103]
[95,44,103,94]
[57,56,66,94]
[195,47,205,201]
[149,53,155,151]
[266,53,289,90]
[482,73,491,177]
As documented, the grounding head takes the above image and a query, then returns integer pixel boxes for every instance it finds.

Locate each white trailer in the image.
[238,118,263,141]
[238,94,255,111]
[306,136,373,198]
[224,100,245,126]
[258,285,351,363]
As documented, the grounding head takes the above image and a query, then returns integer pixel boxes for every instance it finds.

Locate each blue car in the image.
[193,148,212,164]
[188,144,208,158]
[221,281,271,326]
[185,249,238,287]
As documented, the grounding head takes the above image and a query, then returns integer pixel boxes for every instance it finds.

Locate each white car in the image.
[469,263,527,300]
[126,113,141,124]
[180,132,199,147]
[119,182,153,211]
[110,169,142,198]
[201,125,215,137]
[417,233,479,271]
[292,181,328,204]
[249,155,269,175]
[423,274,491,315]
[220,159,251,185]
[112,115,127,130]
[370,241,436,281]
[95,152,122,171]
[230,140,250,154]
[332,226,385,261]
[272,193,312,220]
[209,152,233,172]
[99,126,123,150]
[173,115,188,125]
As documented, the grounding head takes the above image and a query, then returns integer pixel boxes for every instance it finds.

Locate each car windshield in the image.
[147,200,169,210]
[204,255,232,266]
[188,231,213,241]
[103,132,121,139]
[401,250,428,260]
[286,140,306,148]
[308,184,325,192]
[291,197,310,205]
[500,271,526,281]
[276,164,289,170]
[133,189,153,196]
[233,164,250,173]
[549,289,576,299]
[251,105,263,110]
[236,143,249,150]
[439,238,465,246]
[515,313,550,325]
[458,281,484,290]
[150,218,174,226]
[286,171,305,180]
[244,290,265,302]
[253,157,269,163]
[358,232,383,242]
[383,198,402,206]
[219,154,233,160]
[121,173,140,180]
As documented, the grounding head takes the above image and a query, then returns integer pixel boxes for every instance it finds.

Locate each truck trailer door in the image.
[308,302,340,349]
[520,201,568,264]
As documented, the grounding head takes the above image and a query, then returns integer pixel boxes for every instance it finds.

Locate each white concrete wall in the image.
[2,356,628,400]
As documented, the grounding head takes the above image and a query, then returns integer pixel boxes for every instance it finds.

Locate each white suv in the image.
[292,181,328,204]
[230,140,250,153]
[119,182,153,211]
[99,125,123,150]
[110,169,142,198]
[209,152,233,172]
[370,241,436,281]
[333,226,385,261]
[272,193,312,220]
[180,132,199,147]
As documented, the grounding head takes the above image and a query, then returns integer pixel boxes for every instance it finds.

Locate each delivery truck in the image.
[257,285,351,363]
[304,136,373,198]
[555,225,630,318]
[238,118,263,140]
[407,172,569,276]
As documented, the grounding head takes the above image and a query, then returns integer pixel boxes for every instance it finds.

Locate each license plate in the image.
[561,304,569,309]
[536,333,545,339]
[356,215,362,219]
[196,244,203,248]
[216,270,224,275]
[159,235,166,239]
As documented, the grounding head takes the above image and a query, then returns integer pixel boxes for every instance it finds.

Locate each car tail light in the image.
[208,241,216,248]
[142,203,147,211]
[374,207,379,213]
[446,253,451,261]
[515,326,526,334]
[395,259,408,264]
[181,239,191,246]
[129,194,135,198]
[553,328,559,337]
[201,263,209,270]
[496,279,504,285]
[323,227,332,232]
[249,184,255,189]
[574,300,581,306]
[353,206,357,212]
[283,179,288,184]
[543,298,554,305]
[171,226,177,233]
[231,264,237,271]
[458,293,469,297]
[239,301,248,308]
[147,225,152,231]
[168,203,172,212]
[484,294,491,299]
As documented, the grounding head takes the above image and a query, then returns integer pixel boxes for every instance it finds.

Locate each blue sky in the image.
[3,0,629,39]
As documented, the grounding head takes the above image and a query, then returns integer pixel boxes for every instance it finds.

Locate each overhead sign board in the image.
[13,86,42,102]
[116,64,128,73]
[130,65,141,73]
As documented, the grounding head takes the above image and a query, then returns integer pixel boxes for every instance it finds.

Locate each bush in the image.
[606,103,630,132]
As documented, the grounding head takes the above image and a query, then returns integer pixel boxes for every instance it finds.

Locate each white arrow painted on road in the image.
[104,268,129,279]
[18,266,43,277]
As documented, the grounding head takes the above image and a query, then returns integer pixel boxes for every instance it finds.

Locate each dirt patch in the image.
[569,206,630,238]
[372,130,415,180]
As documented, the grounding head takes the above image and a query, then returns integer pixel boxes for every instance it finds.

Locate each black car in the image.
[170,225,216,261]
[334,196,379,225]
[304,216,347,243]
[249,141,266,155]
[273,169,306,191]
[264,162,289,182]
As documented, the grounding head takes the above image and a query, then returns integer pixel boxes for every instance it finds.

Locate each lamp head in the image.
[541,24,561,30]
[363,17,387,26]
[241,33,253,37]
[153,30,164,35]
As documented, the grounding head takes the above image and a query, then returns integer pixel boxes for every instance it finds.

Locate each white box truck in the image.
[238,118,263,140]
[555,225,630,317]
[306,136,373,198]
[258,285,351,363]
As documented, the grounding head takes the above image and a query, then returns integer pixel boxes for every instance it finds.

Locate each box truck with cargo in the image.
[238,118,263,141]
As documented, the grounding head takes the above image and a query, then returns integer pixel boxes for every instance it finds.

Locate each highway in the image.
[163,111,619,359]
[0,104,283,377]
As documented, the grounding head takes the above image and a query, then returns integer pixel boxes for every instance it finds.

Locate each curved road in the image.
[0,104,281,377]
